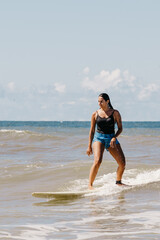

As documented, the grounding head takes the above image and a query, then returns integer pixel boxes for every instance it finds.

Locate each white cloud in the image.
[81,68,160,103]
[67,101,75,105]
[123,70,136,89]
[79,97,88,102]
[54,83,66,93]
[83,67,90,74]
[138,83,159,100]
[38,89,47,95]
[41,105,47,109]
[59,101,76,106]
[82,68,135,92]
[7,82,15,92]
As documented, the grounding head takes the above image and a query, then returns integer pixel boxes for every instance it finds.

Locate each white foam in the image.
[68,168,160,197]
[0,224,59,240]
[125,168,160,186]
[0,129,26,134]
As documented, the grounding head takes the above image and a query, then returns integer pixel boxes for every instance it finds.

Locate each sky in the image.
[0,0,160,121]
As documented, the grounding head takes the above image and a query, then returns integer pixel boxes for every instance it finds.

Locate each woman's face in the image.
[98,96,108,108]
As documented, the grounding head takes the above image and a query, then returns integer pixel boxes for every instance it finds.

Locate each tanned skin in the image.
[86,97,126,189]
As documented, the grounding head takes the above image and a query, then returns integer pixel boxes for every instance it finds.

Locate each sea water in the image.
[0,121,160,240]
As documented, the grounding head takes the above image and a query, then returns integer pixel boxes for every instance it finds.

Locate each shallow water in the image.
[0,121,160,239]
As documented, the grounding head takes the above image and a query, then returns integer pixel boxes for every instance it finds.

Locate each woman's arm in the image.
[110,110,123,147]
[114,110,123,138]
[86,112,96,156]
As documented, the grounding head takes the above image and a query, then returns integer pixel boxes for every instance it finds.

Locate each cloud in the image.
[59,101,76,107]
[123,70,136,88]
[83,67,90,74]
[81,68,135,92]
[54,83,66,93]
[81,68,160,104]
[7,82,15,92]
[38,89,48,95]
[41,104,47,109]
[67,101,75,105]
[138,83,159,100]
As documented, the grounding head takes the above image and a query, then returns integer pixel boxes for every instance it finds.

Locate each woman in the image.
[86,93,126,189]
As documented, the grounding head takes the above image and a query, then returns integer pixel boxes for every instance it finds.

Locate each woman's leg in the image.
[88,141,105,189]
[108,144,126,184]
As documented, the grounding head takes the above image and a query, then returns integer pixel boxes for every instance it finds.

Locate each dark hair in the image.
[99,93,113,109]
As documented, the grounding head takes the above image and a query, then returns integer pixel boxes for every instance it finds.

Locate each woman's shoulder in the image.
[91,111,99,120]
[113,109,121,117]
[113,109,120,115]
[92,111,98,116]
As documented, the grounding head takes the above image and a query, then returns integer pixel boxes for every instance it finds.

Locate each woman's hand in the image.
[110,137,116,148]
[86,146,93,156]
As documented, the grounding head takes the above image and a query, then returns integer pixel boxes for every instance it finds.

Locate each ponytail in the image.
[108,101,113,109]
[99,93,113,109]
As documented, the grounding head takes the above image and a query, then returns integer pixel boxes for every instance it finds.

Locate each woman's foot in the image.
[88,185,94,190]
[116,180,129,186]
[116,180,122,185]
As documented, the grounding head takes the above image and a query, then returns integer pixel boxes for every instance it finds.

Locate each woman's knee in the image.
[94,158,102,168]
[119,156,126,169]
[116,154,126,168]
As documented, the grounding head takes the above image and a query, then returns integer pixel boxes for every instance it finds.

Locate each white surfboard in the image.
[32,191,91,199]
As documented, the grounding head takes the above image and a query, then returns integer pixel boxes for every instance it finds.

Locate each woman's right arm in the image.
[86,112,96,156]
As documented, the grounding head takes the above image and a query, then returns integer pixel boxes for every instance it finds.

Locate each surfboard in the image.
[32,191,90,199]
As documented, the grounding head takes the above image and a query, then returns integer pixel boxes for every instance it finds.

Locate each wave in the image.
[0,128,65,142]
[0,129,27,134]
[66,168,160,197]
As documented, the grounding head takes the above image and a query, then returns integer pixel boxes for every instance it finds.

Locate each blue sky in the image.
[0,0,160,121]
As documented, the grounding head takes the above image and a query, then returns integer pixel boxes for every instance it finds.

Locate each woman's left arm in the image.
[110,110,122,148]
[114,110,123,138]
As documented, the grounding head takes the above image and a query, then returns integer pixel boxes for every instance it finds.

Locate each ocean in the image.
[0,121,160,240]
